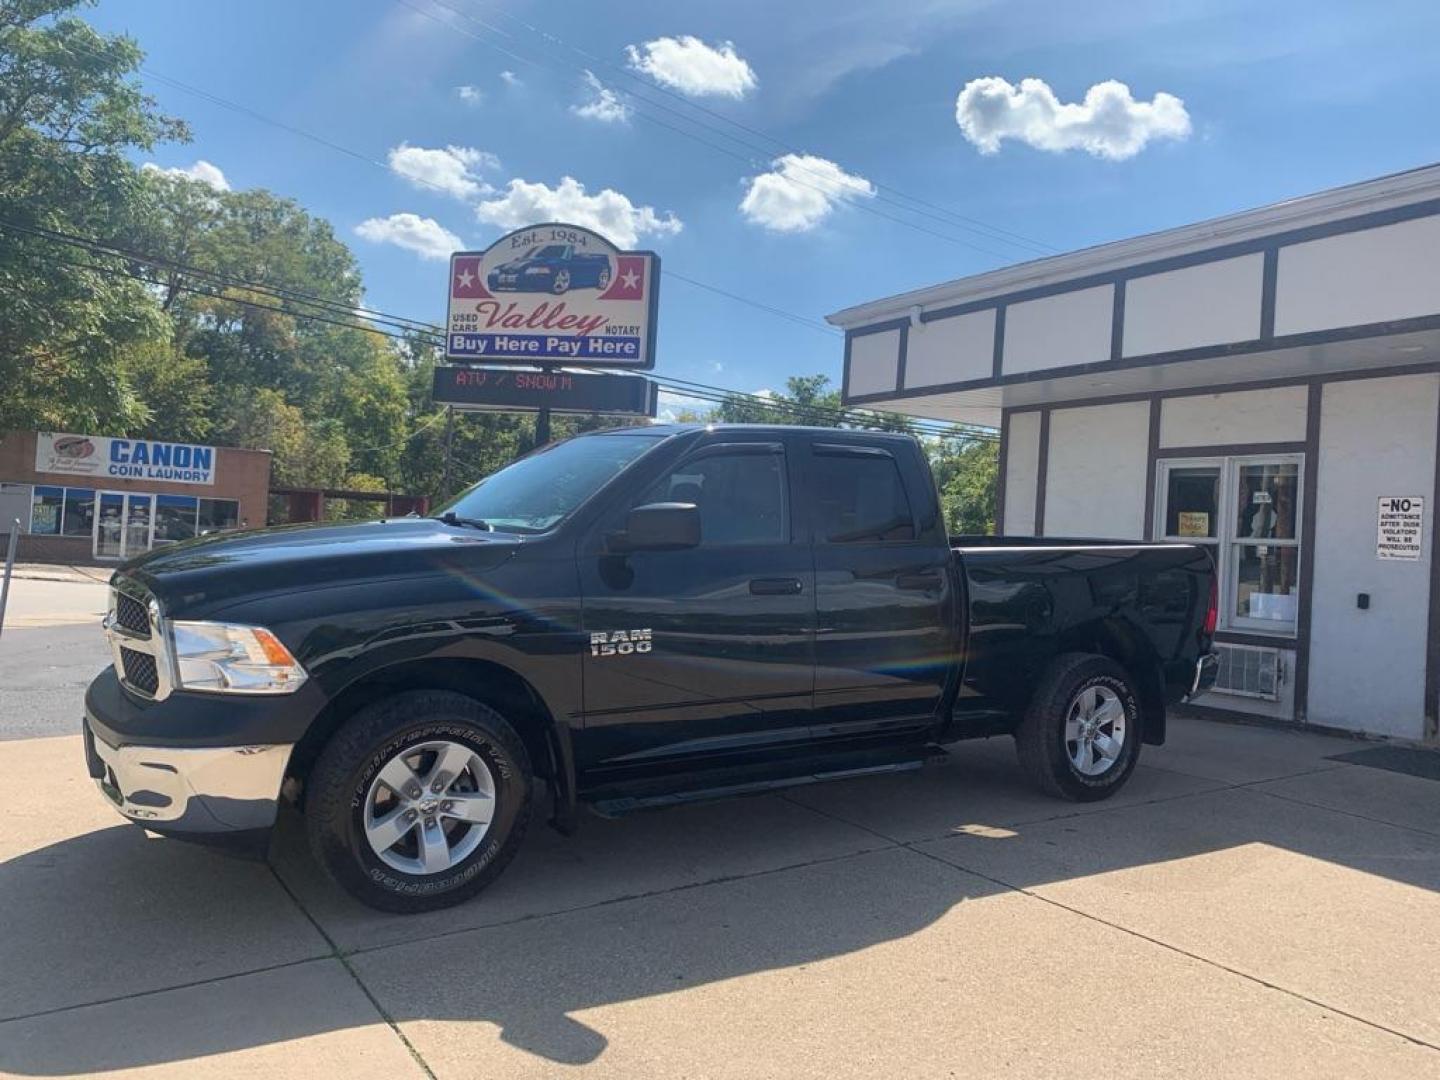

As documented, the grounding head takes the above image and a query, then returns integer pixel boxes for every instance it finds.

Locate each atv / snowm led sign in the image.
[446,223,659,369]
[432,367,658,417]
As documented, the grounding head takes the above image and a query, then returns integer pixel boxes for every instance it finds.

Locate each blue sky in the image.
[92,0,1440,412]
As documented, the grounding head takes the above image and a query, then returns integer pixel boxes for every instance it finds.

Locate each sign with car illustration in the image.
[445,223,660,369]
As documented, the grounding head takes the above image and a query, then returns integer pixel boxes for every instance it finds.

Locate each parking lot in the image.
[2,573,1438,1078]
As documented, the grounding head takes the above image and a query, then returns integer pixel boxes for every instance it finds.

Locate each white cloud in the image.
[455,85,483,106]
[354,213,463,260]
[475,176,682,248]
[572,70,631,123]
[386,143,499,200]
[499,70,522,87]
[142,159,230,191]
[739,153,875,233]
[955,77,1191,160]
[625,35,757,99]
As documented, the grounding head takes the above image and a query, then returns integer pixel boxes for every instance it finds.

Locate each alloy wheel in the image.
[1064,685,1127,777]
[363,740,495,875]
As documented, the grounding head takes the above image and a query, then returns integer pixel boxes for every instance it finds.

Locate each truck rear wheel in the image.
[305,690,532,913]
[1015,653,1141,802]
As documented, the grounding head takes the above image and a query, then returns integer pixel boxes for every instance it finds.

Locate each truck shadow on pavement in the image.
[2,745,1438,1073]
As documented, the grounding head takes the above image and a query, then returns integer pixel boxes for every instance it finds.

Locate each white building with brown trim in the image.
[830,163,1440,743]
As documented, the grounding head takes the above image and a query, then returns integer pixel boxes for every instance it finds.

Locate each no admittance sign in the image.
[1377,495,1424,561]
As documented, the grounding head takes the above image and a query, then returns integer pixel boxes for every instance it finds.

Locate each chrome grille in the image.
[119,647,159,695]
[114,592,151,637]
[105,577,173,701]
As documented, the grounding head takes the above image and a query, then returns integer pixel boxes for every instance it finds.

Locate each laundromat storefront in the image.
[0,431,271,564]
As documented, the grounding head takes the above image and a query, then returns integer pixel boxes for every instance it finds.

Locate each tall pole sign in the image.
[446,223,659,370]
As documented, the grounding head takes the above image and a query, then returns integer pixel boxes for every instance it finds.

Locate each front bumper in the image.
[83,705,292,848]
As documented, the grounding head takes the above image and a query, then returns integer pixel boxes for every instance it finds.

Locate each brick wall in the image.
[0,431,273,563]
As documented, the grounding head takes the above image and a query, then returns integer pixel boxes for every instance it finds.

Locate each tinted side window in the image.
[638,449,787,546]
[811,452,915,543]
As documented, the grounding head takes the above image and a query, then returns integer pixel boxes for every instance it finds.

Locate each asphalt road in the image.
[0,575,111,741]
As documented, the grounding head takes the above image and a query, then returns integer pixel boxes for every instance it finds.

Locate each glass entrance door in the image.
[94,492,155,560]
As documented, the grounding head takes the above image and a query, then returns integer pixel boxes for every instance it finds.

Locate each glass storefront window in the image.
[197,498,240,534]
[31,486,63,535]
[61,489,96,537]
[1162,467,1220,540]
[1156,455,1302,636]
[1236,462,1300,541]
[1232,542,1301,625]
[155,494,200,544]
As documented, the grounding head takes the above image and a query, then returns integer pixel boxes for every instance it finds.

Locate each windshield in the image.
[435,432,664,533]
[531,245,568,260]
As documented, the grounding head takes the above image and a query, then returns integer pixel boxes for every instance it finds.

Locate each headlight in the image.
[523,266,550,274]
[170,621,308,694]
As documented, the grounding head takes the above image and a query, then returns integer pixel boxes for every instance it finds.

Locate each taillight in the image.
[1203,572,1218,636]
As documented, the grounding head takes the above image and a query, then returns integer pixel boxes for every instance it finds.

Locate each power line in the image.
[43,32,844,340]
[448,0,1057,257]
[5,220,995,440]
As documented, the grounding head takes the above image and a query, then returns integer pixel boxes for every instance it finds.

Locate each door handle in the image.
[750,577,803,595]
[896,571,943,591]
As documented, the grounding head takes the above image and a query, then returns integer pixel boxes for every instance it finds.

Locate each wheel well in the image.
[1054,618,1167,745]
[286,658,560,800]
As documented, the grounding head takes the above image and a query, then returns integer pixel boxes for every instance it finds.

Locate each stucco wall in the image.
[1042,401,1150,539]
[904,309,994,389]
[846,330,901,397]
[1275,214,1440,336]
[1001,410,1041,536]
[1159,386,1309,448]
[1001,285,1113,375]
[1307,373,1438,738]
[1123,254,1265,358]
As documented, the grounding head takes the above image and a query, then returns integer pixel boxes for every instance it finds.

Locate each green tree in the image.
[713,374,913,433]
[0,0,188,433]
[929,436,999,536]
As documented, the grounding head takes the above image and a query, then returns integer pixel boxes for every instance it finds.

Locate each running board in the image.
[587,746,947,819]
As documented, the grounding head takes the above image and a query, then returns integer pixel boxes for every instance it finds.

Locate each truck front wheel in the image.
[1015,653,1141,802]
[305,690,533,913]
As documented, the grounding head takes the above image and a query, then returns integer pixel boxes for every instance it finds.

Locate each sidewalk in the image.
[4,562,111,584]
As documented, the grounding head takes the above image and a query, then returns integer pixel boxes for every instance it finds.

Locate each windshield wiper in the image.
[437,511,493,531]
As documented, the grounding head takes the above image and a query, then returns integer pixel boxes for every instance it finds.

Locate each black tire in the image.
[305,690,532,913]
[1015,653,1142,802]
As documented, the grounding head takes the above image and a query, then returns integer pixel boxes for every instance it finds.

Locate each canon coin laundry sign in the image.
[36,432,216,485]
[445,223,659,369]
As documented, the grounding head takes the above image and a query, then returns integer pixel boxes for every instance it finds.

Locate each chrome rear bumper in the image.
[84,716,291,835]
[1184,652,1220,702]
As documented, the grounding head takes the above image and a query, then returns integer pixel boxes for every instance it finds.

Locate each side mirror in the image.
[613,502,701,552]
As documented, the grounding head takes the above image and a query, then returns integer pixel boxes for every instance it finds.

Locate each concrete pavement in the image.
[1,574,1438,1077]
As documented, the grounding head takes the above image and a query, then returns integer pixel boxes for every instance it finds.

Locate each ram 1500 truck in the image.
[84,425,1218,913]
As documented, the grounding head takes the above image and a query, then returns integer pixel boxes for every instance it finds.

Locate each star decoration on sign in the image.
[457,268,475,289]
[620,269,640,290]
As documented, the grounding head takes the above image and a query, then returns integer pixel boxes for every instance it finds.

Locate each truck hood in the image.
[118,518,523,617]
